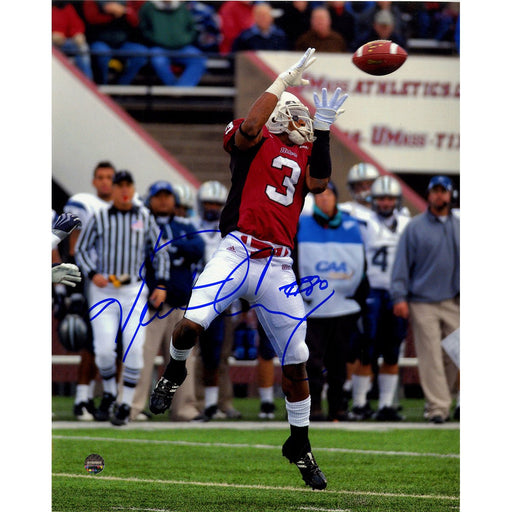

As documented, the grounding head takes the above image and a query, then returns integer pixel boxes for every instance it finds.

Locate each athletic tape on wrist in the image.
[265,78,286,98]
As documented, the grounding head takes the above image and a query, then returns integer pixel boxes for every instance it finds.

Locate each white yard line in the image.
[52,473,459,501]
[52,420,460,431]
[52,434,459,459]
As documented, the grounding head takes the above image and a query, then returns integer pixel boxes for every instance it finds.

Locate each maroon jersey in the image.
[220,118,312,248]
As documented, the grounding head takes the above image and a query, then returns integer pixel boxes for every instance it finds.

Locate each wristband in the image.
[309,130,331,179]
[238,123,259,140]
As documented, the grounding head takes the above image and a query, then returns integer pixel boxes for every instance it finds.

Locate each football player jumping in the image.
[150,48,348,490]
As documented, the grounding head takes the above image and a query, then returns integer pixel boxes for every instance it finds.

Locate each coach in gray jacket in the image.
[390,175,459,424]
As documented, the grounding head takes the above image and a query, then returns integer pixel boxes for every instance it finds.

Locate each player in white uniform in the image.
[62,161,115,420]
[173,183,197,220]
[191,181,242,420]
[351,176,411,420]
[338,162,379,222]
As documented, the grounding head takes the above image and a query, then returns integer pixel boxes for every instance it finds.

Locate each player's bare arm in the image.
[306,169,329,194]
[235,92,278,150]
[235,48,317,150]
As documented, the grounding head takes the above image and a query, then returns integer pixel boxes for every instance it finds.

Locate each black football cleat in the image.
[111,403,131,426]
[149,376,183,414]
[282,437,327,490]
[374,406,404,422]
[94,392,116,421]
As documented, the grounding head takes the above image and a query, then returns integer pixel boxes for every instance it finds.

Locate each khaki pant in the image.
[130,304,199,421]
[409,298,460,420]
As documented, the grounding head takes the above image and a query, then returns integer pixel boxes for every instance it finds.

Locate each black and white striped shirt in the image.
[75,205,170,283]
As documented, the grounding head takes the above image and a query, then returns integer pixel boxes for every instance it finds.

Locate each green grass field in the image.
[52,397,459,511]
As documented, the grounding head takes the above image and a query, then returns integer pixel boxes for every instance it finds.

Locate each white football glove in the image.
[313,87,349,131]
[266,47,317,97]
[52,263,82,287]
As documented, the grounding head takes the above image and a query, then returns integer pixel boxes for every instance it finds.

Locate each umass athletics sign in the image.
[256,52,460,175]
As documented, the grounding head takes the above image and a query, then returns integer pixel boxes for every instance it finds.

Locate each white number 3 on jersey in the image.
[266,156,301,206]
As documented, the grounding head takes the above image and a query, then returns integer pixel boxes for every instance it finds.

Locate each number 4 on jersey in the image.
[371,246,388,272]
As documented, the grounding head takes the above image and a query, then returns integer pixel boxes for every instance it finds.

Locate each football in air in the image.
[352,40,408,76]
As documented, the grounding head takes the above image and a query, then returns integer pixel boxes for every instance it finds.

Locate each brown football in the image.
[352,40,408,76]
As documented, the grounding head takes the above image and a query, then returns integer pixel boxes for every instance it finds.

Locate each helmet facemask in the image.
[267,94,314,144]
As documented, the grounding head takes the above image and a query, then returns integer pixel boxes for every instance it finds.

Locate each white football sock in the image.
[378,373,399,409]
[286,396,311,427]
[102,376,117,397]
[75,384,89,404]
[204,386,219,409]
[352,375,371,408]
[259,386,274,404]
[170,342,193,361]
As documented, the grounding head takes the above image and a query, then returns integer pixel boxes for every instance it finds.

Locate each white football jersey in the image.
[193,218,222,263]
[338,200,373,223]
[63,192,111,227]
[361,211,410,290]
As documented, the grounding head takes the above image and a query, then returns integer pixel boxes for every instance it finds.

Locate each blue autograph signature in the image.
[88,230,334,366]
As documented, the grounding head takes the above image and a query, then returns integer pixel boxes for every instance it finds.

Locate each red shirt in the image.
[220,119,312,249]
[218,1,254,54]
[52,4,85,38]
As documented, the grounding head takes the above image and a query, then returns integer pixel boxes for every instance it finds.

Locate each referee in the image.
[75,170,170,425]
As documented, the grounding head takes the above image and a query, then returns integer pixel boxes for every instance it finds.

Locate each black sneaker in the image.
[374,406,404,421]
[94,392,116,421]
[282,437,327,490]
[111,403,131,426]
[348,402,374,421]
[258,402,276,419]
[429,415,445,424]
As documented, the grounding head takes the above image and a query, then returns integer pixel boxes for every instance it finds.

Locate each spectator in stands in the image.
[130,181,205,422]
[295,182,368,422]
[295,6,348,53]
[83,1,148,85]
[218,1,254,55]
[433,2,459,44]
[52,1,94,80]
[274,1,314,49]
[351,2,407,51]
[352,8,407,52]
[187,1,222,53]
[138,1,207,87]
[232,2,289,51]
[391,176,460,424]
[326,1,356,51]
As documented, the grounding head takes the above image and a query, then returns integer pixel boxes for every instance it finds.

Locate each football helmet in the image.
[58,313,89,352]
[197,180,228,221]
[173,183,196,210]
[371,175,402,217]
[266,92,314,145]
[347,162,380,203]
